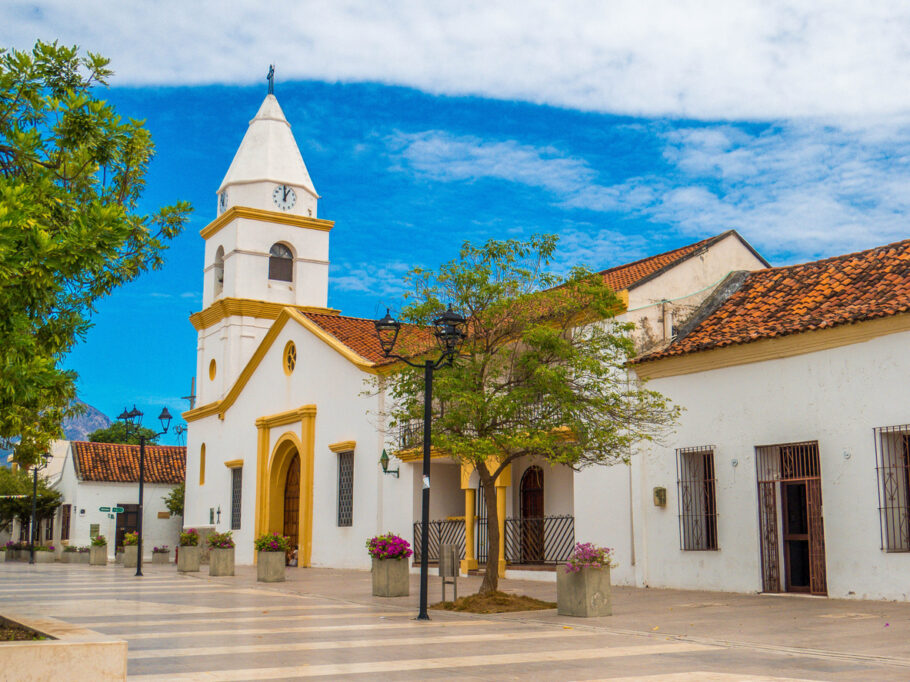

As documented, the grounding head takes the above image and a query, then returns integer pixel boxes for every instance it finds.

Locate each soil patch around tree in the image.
[430,591,556,614]
[0,625,45,641]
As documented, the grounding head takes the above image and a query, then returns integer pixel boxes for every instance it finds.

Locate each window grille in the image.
[61,505,71,541]
[45,515,53,541]
[337,451,354,527]
[268,243,293,282]
[875,425,910,551]
[230,467,242,530]
[676,446,718,550]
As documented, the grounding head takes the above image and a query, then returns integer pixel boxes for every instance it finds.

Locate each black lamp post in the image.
[28,452,51,565]
[117,404,173,577]
[374,306,466,620]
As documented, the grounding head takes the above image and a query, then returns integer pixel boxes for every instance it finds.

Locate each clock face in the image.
[272,184,297,211]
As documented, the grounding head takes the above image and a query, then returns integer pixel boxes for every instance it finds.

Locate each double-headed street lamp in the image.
[117,405,173,577]
[374,306,467,620]
[28,452,51,565]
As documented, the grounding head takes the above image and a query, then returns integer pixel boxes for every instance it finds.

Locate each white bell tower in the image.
[190,91,336,407]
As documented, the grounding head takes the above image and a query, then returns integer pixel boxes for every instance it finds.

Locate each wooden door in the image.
[115,503,139,550]
[520,466,544,563]
[283,454,300,556]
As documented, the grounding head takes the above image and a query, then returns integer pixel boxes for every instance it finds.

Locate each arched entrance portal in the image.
[520,466,544,563]
[283,453,300,544]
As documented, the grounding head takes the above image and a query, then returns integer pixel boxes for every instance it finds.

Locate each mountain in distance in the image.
[63,400,112,441]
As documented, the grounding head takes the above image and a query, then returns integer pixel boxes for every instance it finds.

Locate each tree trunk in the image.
[478,476,500,594]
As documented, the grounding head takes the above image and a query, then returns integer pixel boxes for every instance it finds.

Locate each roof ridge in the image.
[596,231,728,277]
[754,237,910,274]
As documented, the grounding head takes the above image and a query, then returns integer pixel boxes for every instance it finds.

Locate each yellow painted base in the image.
[460,558,478,574]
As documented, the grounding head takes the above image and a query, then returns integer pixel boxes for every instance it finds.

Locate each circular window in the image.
[209,359,217,380]
[283,341,297,375]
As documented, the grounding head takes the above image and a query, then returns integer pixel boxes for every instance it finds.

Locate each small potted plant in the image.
[208,531,235,577]
[254,532,290,582]
[152,545,170,565]
[90,535,108,566]
[556,542,616,617]
[33,545,55,563]
[122,531,139,568]
[177,528,200,572]
[366,532,412,597]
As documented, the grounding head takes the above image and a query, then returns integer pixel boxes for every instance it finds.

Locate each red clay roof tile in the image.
[638,238,910,363]
[72,441,186,484]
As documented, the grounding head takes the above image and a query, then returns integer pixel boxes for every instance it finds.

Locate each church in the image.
[183,90,910,602]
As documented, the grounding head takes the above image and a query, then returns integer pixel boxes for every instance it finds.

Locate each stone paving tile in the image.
[3,562,910,680]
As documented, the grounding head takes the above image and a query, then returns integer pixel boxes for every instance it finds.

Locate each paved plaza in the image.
[2,562,910,680]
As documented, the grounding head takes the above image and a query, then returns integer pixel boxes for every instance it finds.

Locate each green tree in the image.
[384,236,680,594]
[163,481,184,517]
[87,422,158,445]
[0,41,191,466]
[0,465,62,537]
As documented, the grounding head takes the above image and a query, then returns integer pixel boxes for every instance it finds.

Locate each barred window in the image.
[337,451,354,527]
[875,425,910,551]
[45,515,53,541]
[676,446,718,550]
[61,504,71,541]
[231,467,242,531]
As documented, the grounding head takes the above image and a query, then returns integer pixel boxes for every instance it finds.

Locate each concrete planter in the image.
[60,552,70,563]
[151,552,170,565]
[556,565,612,617]
[177,545,200,572]
[371,557,409,597]
[209,548,235,577]
[89,545,107,566]
[74,552,91,564]
[34,551,55,564]
[4,550,14,562]
[257,551,285,582]
[123,545,138,568]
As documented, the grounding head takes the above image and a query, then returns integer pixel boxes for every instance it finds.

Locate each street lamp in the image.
[28,452,51,565]
[118,405,173,577]
[374,306,466,620]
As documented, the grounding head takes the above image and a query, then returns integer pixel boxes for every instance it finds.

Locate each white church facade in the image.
[184,90,910,601]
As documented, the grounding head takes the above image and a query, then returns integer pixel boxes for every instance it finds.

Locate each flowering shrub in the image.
[254,532,291,553]
[77,546,90,553]
[122,532,139,546]
[64,546,90,553]
[5,541,22,550]
[91,535,107,547]
[365,533,413,560]
[152,545,170,554]
[208,531,235,549]
[565,542,615,573]
[179,528,199,546]
[34,545,53,552]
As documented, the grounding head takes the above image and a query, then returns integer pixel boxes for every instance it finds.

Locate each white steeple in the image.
[216,94,319,217]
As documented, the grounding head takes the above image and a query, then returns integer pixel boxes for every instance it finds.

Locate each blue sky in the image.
[5,2,910,442]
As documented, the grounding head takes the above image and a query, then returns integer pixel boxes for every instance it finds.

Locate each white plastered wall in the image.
[634,327,910,600]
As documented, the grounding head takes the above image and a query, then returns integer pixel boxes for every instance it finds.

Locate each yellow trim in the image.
[200,206,334,240]
[256,404,317,429]
[199,443,206,486]
[255,424,269,538]
[190,297,339,332]
[183,304,378,424]
[300,411,316,568]
[636,313,910,380]
[283,340,297,375]
[328,440,356,453]
[395,446,448,463]
[208,359,217,381]
[224,459,244,469]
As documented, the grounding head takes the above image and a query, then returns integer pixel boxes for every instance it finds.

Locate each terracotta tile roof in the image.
[302,312,433,364]
[638,238,910,363]
[72,441,186,484]
[599,232,741,291]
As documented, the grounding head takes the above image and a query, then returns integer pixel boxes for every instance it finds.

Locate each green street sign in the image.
[99,506,111,512]
[112,507,125,514]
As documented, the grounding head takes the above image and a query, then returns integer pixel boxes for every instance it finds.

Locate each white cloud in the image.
[388,125,910,262]
[330,259,412,299]
[8,1,910,120]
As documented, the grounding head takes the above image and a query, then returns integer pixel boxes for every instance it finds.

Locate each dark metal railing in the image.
[503,515,575,565]
[399,420,423,451]
[412,519,466,563]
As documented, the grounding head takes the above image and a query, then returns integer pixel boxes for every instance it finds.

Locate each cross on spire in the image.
[267,64,275,95]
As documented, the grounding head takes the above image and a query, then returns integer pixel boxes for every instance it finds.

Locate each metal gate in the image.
[756,441,827,595]
[476,483,488,564]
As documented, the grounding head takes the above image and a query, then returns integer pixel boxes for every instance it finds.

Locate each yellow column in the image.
[496,483,507,578]
[254,422,270,539]
[462,488,477,574]
[299,406,317,568]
